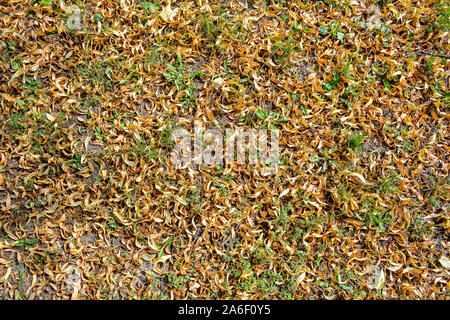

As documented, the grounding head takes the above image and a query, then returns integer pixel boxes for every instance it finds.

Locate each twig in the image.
[417,51,450,59]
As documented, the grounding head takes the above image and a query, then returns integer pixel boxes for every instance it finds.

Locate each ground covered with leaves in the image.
[0,0,449,299]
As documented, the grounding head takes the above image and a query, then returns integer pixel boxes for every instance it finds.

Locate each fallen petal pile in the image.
[0,0,448,299]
